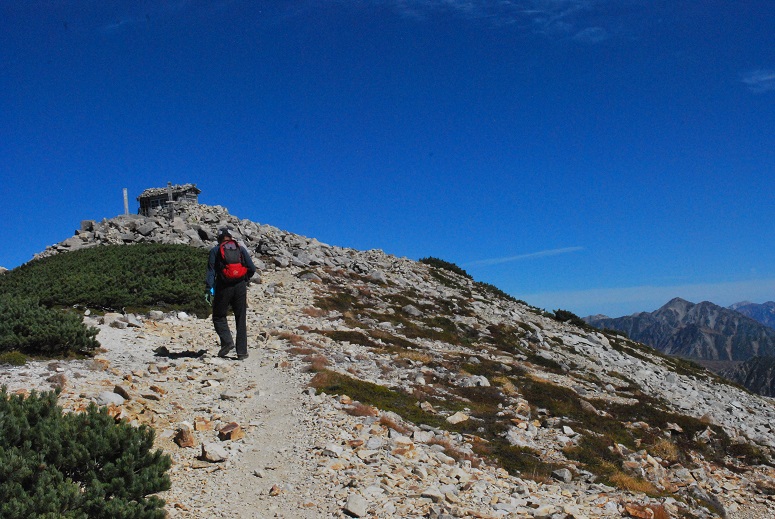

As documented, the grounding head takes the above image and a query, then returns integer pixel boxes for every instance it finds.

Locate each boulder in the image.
[137,222,157,236]
[95,392,125,407]
[446,411,469,424]
[217,422,245,441]
[402,305,423,317]
[174,424,196,448]
[552,468,573,483]
[343,493,368,517]
[201,442,229,462]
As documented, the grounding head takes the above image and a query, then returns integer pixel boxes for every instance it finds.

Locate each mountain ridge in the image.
[5,202,775,517]
[585,298,775,362]
[729,301,775,330]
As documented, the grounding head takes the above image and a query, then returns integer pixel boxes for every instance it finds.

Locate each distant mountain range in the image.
[585,298,775,395]
[728,301,775,329]
[585,297,775,361]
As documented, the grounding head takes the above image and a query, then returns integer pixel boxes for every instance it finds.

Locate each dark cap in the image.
[217,227,233,241]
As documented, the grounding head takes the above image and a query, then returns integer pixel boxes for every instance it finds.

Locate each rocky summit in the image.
[5,203,775,518]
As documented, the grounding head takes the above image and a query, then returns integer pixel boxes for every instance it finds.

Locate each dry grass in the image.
[647,438,680,463]
[396,350,433,363]
[608,472,659,495]
[303,354,330,373]
[379,415,413,435]
[273,331,305,347]
[288,346,318,356]
[302,307,326,317]
[309,370,337,389]
[492,375,519,396]
[346,402,379,417]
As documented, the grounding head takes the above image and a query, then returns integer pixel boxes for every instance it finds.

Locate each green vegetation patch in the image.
[485,324,526,354]
[0,296,99,357]
[0,244,209,317]
[475,441,560,481]
[309,369,450,429]
[313,290,362,313]
[553,309,589,329]
[419,257,472,279]
[0,387,171,519]
[368,329,420,351]
[0,351,27,366]
[474,281,522,304]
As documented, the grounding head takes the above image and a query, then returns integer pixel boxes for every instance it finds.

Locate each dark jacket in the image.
[206,241,257,290]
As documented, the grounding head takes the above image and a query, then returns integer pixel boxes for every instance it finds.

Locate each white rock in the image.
[343,493,369,517]
[323,443,344,457]
[446,411,469,424]
[201,442,229,462]
[95,392,125,406]
[414,430,435,443]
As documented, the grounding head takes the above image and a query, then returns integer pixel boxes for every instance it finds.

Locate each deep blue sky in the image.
[2,1,773,317]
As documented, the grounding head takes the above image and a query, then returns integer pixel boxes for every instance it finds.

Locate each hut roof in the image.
[137,183,201,200]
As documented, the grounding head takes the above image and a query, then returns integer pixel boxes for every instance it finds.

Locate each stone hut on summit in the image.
[137,183,201,216]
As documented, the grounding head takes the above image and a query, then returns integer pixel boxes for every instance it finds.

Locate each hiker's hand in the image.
[205,288,214,305]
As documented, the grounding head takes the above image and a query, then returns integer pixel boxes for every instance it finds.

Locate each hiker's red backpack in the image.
[219,240,248,280]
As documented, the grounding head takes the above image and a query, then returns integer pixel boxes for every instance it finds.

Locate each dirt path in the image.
[144,271,336,518]
[0,271,336,518]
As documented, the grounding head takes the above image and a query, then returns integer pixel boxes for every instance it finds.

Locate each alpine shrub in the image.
[0,244,209,317]
[0,296,99,357]
[419,257,472,279]
[553,309,588,329]
[0,387,171,519]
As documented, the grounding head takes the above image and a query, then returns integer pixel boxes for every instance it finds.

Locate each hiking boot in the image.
[236,354,248,360]
[217,344,234,358]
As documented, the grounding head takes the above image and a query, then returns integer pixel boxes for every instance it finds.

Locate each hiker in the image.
[205,227,257,359]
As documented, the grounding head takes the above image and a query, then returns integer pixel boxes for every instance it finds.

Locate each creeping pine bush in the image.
[0,296,99,357]
[419,257,472,279]
[553,309,588,329]
[0,244,210,317]
[0,387,171,519]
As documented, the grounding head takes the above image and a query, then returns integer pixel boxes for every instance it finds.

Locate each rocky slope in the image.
[5,202,775,518]
[585,298,775,362]
[729,302,775,330]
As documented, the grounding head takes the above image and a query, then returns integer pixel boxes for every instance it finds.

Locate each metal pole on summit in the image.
[123,188,129,215]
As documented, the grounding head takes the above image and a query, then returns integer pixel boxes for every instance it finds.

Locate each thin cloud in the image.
[101,17,145,33]
[466,246,584,267]
[742,69,775,93]
[574,26,608,43]
[376,0,626,42]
